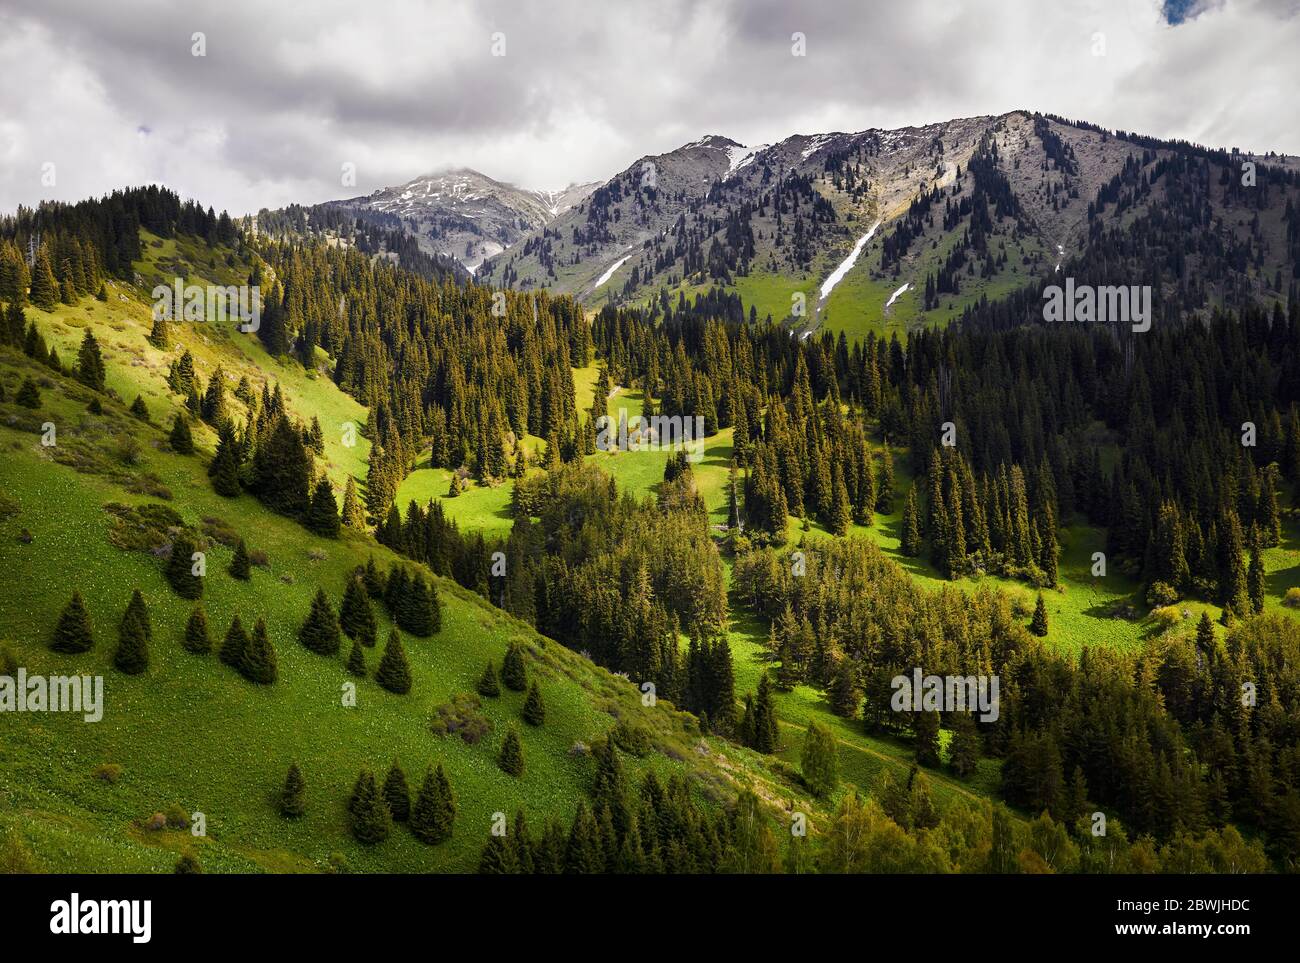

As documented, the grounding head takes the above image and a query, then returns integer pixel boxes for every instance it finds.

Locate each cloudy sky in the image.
[2,0,1297,216]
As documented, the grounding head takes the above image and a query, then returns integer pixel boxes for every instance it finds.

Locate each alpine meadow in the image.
[1,0,1299,933]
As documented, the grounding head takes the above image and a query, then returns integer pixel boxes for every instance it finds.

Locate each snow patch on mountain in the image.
[595,254,632,289]
[819,220,882,300]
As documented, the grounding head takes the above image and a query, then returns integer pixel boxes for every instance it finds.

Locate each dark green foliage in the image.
[522,681,545,726]
[948,711,981,778]
[250,414,312,518]
[113,589,151,675]
[229,538,251,580]
[800,720,838,797]
[129,395,149,421]
[279,762,306,818]
[297,588,341,655]
[347,770,391,844]
[240,617,277,684]
[305,477,339,538]
[173,854,202,874]
[50,591,94,653]
[183,605,210,654]
[397,574,439,637]
[498,727,525,777]
[345,638,366,677]
[209,425,242,497]
[169,413,194,455]
[914,709,941,767]
[476,661,500,697]
[409,764,455,845]
[382,761,410,822]
[219,615,250,669]
[375,628,411,694]
[500,641,527,692]
[339,574,376,646]
[751,673,778,753]
[74,329,105,391]
[477,834,515,873]
[165,531,203,600]
[1030,593,1049,637]
[15,377,40,409]
[900,485,922,556]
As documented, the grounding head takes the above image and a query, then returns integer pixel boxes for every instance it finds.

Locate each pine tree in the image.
[498,727,525,777]
[28,250,58,310]
[1247,545,1266,614]
[297,588,341,655]
[410,764,455,845]
[50,591,94,653]
[346,638,367,677]
[15,377,40,409]
[398,575,439,637]
[375,628,412,694]
[829,659,859,718]
[522,682,545,726]
[949,711,981,778]
[341,475,366,529]
[347,770,391,844]
[339,575,376,646]
[74,329,105,392]
[241,617,278,684]
[914,709,941,767]
[900,485,923,556]
[1030,592,1049,637]
[279,762,306,818]
[209,426,242,497]
[800,720,838,797]
[477,834,516,873]
[306,478,340,538]
[875,446,895,513]
[129,395,149,421]
[477,661,501,697]
[183,605,211,654]
[382,760,411,822]
[753,673,779,753]
[229,538,251,580]
[501,641,527,691]
[219,615,250,669]
[148,313,169,349]
[114,589,151,675]
[169,413,194,455]
[165,531,203,600]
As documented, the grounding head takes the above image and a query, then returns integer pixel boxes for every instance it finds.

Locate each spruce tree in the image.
[477,834,516,873]
[339,575,376,646]
[129,395,149,421]
[15,377,40,409]
[476,660,501,697]
[382,760,411,821]
[229,538,251,580]
[753,673,779,753]
[241,617,278,684]
[114,589,151,675]
[183,605,211,654]
[50,591,94,653]
[1247,545,1266,614]
[165,531,203,600]
[280,762,306,818]
[498,727,525,777]
[522,681,545,726]
[346,638,367,677]
[209,426,242,497]
[399,575,439,637]
[219,615,250,669]
[1030,592,1049,637]
[298,588,341,655]
[74,329,105,392]
[169,413,194,455]
[347,770,391,844]
[375,628,412,694]
[875,446,895,513]
[948,711,981,778]
[341,475,366,530]
[800,720,838,797]
[900,485,923,556]
[306,477,340,538]
[500,641,527,692]
[914,708,941,767]
[148,314,169,349]
[409,764,455,845]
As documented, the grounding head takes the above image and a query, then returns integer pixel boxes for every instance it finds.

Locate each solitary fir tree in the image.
[1030,592,1049,637]
[113,589,151,675]
[228,538,251,581]
[209,425,242,497]
[241,617,278,684]
[306,478,340,538]
[74,329,105,391]
[15,377,40,409]
[476,660,501,697]
[498,727,525,777]
[382,760,411,822]
[219,615,250,669]
[129,395,149,421]
[522,682,545,726]
[279,762,306,818]
[183,605,211,654]
[409,764,455,845]
[50,591,94,653]
[500,641,527,692]
[147,313,169,349]
[165,531,203,600]
[800,720,838,797]
[341,475,366,530]
[297,588,341,655]
[346,638,367,677]
[752,673,779,753]
[339,575,376,646]
[900,485,923,557]
[169,413,194,455]
[375,628,412,694]
[347,770,391,844]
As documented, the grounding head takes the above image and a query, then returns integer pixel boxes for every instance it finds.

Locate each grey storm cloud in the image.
[1,0,1297,216]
